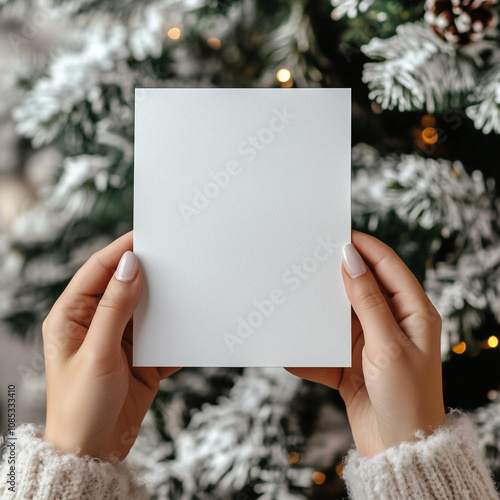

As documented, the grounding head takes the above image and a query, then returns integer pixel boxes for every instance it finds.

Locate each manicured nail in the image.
[342,244,367,278]
[115,251,138,282]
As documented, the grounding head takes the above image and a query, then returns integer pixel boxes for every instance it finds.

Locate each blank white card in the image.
[133,88,351,367]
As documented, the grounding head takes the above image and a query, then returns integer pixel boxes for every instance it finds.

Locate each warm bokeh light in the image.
[422,127,438,144]
[488,390,498,401]
[421,114,436,128]
[488,335,499,348]
[207,37,221,49]
[288,452,299,464]
[276,68,291,83]
[371,101,383,114]
[312,471,326,485]
[452,341,467,354]
[335,462,344,476]
[167,27,181,40]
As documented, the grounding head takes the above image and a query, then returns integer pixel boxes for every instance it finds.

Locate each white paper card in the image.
[133,88,351,367]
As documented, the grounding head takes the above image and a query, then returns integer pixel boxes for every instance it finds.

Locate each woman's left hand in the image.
[43,231,180,461]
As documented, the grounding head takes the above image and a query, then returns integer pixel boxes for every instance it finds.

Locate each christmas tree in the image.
[1,0,500,497]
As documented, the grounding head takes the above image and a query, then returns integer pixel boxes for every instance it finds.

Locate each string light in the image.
[288,452,299,464]
[488,390,498,401]
[335,462,344,476]
[207,37,221,49]
[452,341,466,354]
[312,471,326,485]
[421,114,436,128]
[371,101,383,114]
[453,335,500,353]
[422,127,438,144]
[276,68,291,83]
[488,335,499,348]
[167,27,181,40]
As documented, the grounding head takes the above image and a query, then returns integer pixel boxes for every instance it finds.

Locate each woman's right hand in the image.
[287,230,446,457]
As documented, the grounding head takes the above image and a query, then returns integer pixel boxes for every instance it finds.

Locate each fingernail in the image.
[342,244,367,278]
[115,251,138,282]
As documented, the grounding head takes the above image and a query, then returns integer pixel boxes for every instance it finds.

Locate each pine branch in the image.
[351,144,500,358]
[10,0,199,147]
[425,243,500,358]
[471,396,500,480]
[128,368,307,499]
[258,2,323,88]
[352,144,497,251]
[330,0,374,20]
[361,21,479,112]
[466,64,500,134]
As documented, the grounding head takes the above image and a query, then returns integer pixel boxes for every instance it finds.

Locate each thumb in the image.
[85,251,142,354]
[341,243,400,352]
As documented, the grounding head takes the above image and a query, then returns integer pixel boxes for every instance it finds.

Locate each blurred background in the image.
[1,0,500,498]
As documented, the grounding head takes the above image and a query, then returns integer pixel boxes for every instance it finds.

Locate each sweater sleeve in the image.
[342,411,500,500]
[0,423,149,500]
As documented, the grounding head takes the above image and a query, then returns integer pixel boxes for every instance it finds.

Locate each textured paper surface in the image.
[133,88,351,367]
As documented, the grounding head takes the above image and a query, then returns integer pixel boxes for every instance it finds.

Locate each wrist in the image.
[44,424,101,460]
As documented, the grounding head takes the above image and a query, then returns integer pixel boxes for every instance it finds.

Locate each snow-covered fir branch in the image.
[351,144,497,250]
[466,64,500,134]
[361,22,479,112]
[330,0,374,20]
[11,0,177,147]
[425,243,500,358]
[351,144,500,357]
[128,368,307,500]
[258,2,321,88]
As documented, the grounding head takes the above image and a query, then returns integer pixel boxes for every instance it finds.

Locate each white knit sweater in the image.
[0,424,148,499]
[0,412,498,499]
[342,411,500,499]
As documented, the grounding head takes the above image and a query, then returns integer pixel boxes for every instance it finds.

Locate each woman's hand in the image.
[286,230,445,457]
[43,231,180,461]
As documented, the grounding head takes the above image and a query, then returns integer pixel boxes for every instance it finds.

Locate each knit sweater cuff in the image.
[342,411,499,500]
[0,423,149,500]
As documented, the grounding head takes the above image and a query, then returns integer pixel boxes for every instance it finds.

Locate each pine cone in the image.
[425,0,498,45]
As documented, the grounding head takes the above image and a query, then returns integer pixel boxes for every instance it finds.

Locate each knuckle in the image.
[356,286,386,313]
[80,344,122,373]
[88,251,105,271]
[88,250,111,277]
[431,306,442,328]
[98,288,127,314]
[420,302,442,329]
[42,313,57,340]
[42,317,50,338]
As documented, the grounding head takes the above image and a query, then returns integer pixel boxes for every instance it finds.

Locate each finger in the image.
[351,231,441,350]
[342,242,401,352]
[83,251,142,355]
[65,231,134,300]
[128,367,181,391]
[351,231,435,317]
[42,232,134,359]
[157,367,182,379]
[285,367,343,389]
